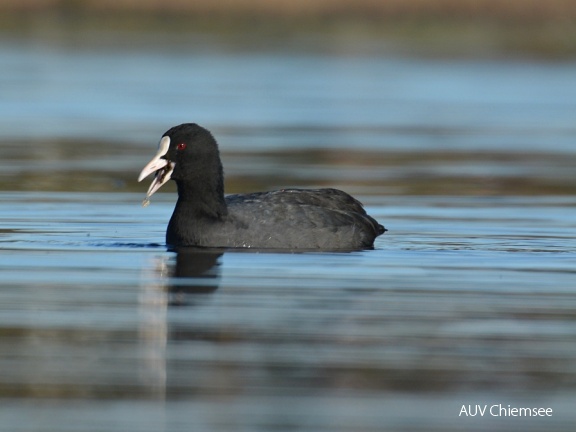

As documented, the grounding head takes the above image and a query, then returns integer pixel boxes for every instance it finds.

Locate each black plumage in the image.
[139,123,386,250]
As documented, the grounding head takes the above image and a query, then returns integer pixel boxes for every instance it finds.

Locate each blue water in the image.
[1,37,576,154]
[1,191,575,431]
[1,32,576,431]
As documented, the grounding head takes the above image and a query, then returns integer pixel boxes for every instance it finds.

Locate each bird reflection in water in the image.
[138,248,223,399]
[168,248,223,303]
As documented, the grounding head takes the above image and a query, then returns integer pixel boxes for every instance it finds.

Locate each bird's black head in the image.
[161,123,221,182]
[138,123,225,206]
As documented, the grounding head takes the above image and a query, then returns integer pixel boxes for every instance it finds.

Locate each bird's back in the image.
[217,188,384,250]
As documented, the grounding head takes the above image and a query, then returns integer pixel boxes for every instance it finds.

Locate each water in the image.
[1,192,575,431]
[1,32,576,431]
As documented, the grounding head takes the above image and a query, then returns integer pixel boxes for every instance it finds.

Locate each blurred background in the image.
[2,3,576,432]
[1,0,575,195]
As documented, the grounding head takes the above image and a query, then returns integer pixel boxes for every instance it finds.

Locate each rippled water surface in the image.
[1,192,575,431]
[1,32,576,431]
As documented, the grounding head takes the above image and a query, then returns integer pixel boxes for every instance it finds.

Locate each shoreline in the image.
[1,0,576,21]
[0,1,575,58]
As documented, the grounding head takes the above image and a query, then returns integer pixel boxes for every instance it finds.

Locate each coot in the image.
[138,123,386,250]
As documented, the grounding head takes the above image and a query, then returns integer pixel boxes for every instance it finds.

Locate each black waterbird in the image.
[138,123,386,250]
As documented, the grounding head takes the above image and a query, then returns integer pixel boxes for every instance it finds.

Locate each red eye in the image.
[177,143,187,151]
